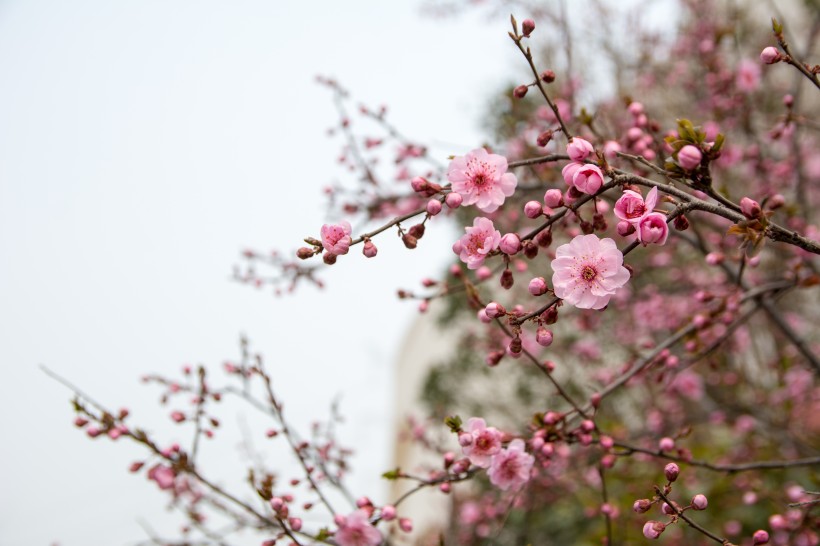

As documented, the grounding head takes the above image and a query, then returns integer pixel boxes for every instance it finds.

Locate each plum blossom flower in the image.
[562,162,604,194]
[147,464,176,490]
[452,217,501,270]
[487,439,534,490]
[637,212,669,245]
[320,221,352,255]
[551,234,630,310]
[335,510,382,546]
[567,137,594,161]
[614,187,658,224]
[447,148,517,212]
[461,417,502,468]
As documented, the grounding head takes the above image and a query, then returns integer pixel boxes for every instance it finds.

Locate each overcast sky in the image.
[0,1,516,544]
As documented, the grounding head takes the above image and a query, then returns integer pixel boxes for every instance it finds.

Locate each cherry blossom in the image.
[487,439,534,490]
[320,221,352,255]
[551,234,630,310]
[461,417,502,468]
[447,148,517,212]
[452,217,501,270]
[614,187,658,225]
[335,510,382,546]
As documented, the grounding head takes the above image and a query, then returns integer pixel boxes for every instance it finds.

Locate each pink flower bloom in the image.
[614,187,658,224]
[452,217,501,270]
[561,161,583,186]
[461,417,502,468]
[335,510,382,546]
[551,234,630,310]
[320,221,352,255]
[637,212,669,245]
[570,164,605,194]
[148,464,176,490]
[487,439,534,490]
[736,59,761,92]
[677,145,702,170]
[447,148,517,212]
[567,137,594,161]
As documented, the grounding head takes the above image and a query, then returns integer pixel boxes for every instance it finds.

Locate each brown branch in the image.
[653,486,731,545]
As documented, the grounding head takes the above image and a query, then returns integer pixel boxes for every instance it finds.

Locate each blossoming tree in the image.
[56,0,820,544]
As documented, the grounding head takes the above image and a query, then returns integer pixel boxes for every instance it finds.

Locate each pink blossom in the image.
[614,187,658,224]
[461,417,502,468]
[452,217,501,270]
[320,221,352,255]
[637,212,669,245]
[524,200,543,218]
[643,521,666,539]
[528,277,547,296]
[335,510,381,546]
[447,148,517,212]
[487,439,534,490]
[499,233,521,255]
[760,47,780,64]
[692,494,708,510]
[740,197,761,219]
[677,145,702,170]
[148,464,176,490]
[551,234,630,310]
[736,59,761,92]
[561,161,583,186]
[570,164,605,194]
[753,530,770,545]
[544,188,563,208]
[567,137,594,161]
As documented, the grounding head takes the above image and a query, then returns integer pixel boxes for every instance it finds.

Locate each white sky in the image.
[0,1,512,544]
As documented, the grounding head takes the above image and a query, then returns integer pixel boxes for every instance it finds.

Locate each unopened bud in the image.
[633,499,651,513]
[509,336,523,354]
[544,189,563,208]
[381,505,397,521]
[445,192,463,209]
[616,220,635,237]
[500,269,514,289]
[537,130,554,147]
[427,199,442,216]
[521,19,535,37]
[408,223,425,239]
[362,240,378,258]
[528,277,547,296]
[536,327,553,347]
[297,247,314,259]
[524,200,543,219]
[523,240,538,259]
[674,214,690,231]
[514,85,529,99]
[691,494,708,510]
[753,530,770,545]
[664,462,680,482]
[402,234,418,249]
[740,197,762,219]
[540,70,556,83]
[485,302,506,318]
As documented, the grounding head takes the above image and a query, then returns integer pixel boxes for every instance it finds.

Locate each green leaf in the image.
[444,415,463,432]
[712,133,725,153]
[381,468,401,480]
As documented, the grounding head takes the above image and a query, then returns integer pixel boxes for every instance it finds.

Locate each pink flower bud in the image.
[571,164,605,194]
[616,220,636,237]
[540,70,556,83]
[129,461,144,472]
[477,309,491,323]
[677,145,702,170]
[659,437,675,452]
[521,19,535,37]
[485,302,506,318]
[524,200,543,218]
[171,411,185,423]
[513,85,529,99]
[270,497,284,511]
[445,192,463,209]
[427,199,442,216]
[381,505,397,521]
[528,277,547,296]
[486,350,504,367]
[603,140,622,159]
[705,252,724,265]
[628,102,644,116]
[323,251,337,265]
[538,190,562,210]
[637,212,669,245]
[753,530,770,544]
[760,46,780,64]
[363,240,378,258]
[288,517,302,532]
[643,521,665,539]
[410,176,429,193]
[476,266,492,281]
[600,435,614,449]
[399,518,413,533]
[661,502,677,515]
[674,214,690,231]
[497,233,520,255]
[740,197,761,219]
[691,494,708,510]
[633,499,651,513]
[536,327,554,347]
[567,137,595,162]
[333,514,347,527]
[767,193,785,209]
[664,462,679,482]
[439,482,451,493]
[508,336,522,354]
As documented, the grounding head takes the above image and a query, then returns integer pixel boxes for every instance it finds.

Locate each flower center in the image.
[582,265,597,281]
[473,173,486,186]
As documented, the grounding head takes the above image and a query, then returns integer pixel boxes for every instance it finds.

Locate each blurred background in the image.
[0,1,510,543]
